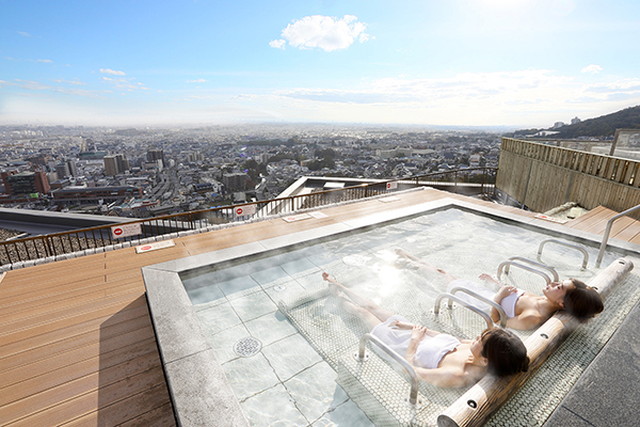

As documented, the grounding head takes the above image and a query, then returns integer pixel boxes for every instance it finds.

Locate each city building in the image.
[1,170,50,195]
[223,172,250,192]
[147,149,165,164]
[103,154,130,176]
[55,162,70,179]
[51,185,142,205]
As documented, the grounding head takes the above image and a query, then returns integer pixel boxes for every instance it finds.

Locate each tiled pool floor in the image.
[195,282,374,426]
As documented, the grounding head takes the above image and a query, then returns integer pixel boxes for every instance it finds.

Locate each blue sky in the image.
[1,0,639,128]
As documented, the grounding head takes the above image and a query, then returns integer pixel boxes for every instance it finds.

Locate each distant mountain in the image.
[509,105,640,139]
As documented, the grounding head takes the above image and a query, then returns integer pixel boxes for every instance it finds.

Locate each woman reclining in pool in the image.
[395,249,604,330]
[322,272,529,388]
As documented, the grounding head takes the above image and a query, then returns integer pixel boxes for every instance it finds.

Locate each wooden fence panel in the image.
[498,138,640,218]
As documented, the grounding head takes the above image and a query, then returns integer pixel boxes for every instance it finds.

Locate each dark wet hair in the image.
[481,328,530,377]
[563,279,604,322]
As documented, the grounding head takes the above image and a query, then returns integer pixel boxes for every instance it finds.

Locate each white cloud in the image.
[270,15,370,52]
[2,78,103,98]
[36,59,53,63]
[101,76,148,91]
[54,79,86,86]
[582,64,603,74]
[12,79,51,91]
[99,68,126,76]
[17,31,31,37]
[269,39,286,49]
[187,79,207,83]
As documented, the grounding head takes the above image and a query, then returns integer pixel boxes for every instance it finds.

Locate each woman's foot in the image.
[322,272,352,288]
[395,248,419,261]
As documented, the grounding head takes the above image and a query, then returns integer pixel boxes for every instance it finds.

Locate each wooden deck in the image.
[564,205,640,244]
[0,188,632,426]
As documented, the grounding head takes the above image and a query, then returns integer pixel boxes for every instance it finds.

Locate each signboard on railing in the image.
[386,181,398,190]
[136,240,175,253]
[234,204,256,217]
[111,223,142,239]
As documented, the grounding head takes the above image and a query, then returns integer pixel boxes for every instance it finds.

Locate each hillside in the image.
[510,105,640,139]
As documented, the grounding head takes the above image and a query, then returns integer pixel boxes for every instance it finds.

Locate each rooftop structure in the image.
[1,138,640,426]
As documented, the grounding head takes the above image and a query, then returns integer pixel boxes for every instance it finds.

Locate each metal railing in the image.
[356,333,421,406]
[502,256,559,281]
[596,203,640,268]
[433,293,494,330]
[446,287,508,327]
[496,259,554,286]
[537,239,589,270]
[0,168,496,267]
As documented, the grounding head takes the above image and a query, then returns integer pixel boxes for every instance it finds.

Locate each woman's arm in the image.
[490,285,517,323]
[405,325,426,363]
[413,366,470,388]
[507,310,543,330]
[392,320,442,336]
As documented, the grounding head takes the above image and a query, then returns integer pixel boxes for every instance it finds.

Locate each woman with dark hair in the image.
[322,272,530,388]
[395,249,604,330]
[562,279,605,321]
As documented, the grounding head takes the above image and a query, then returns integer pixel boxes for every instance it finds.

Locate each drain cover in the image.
[234,336,262,357]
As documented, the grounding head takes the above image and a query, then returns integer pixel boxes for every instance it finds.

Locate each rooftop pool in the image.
[142,196,640,426]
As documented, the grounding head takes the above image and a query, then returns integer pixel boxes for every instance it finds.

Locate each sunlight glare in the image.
[377,264,402,297]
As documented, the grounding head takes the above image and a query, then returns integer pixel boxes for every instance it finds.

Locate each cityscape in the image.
[0,124,501,219]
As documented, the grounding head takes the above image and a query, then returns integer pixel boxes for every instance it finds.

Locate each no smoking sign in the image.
[234,204,256,217]
[110,223,142,239]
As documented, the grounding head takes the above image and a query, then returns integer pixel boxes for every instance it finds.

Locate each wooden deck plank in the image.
[629,233,640,245]
[0,271,110,304]
[0,319,154,388]
[565,205,640,242]
[1,337,159,406]
[612,222,640,243]
[608,216,637,238]
[564,205,610,228]
[0,279,143,324]
[117,401,176,427]
[0,255,106,285]
[0,266,107,301]
[567,211,612,234]
[0,289,144,338]
[0,300,149,360]
[62,386,175,427]
[4,365,167,426]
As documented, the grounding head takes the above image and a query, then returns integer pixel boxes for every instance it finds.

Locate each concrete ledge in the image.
[544,299,640,426]
[143,268,209,364]
[142,266,249,427]
[165,348,249,427]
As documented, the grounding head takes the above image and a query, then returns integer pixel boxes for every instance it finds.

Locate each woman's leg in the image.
[323,272,394,322]
[395,249,458,283]
[336,295,383,330]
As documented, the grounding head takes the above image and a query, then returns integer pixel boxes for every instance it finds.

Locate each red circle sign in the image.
[236,208,243,215]
[114,228,123,235]
[140,245,152,251]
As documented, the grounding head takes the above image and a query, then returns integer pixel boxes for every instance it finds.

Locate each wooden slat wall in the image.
[497,138,640,217]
